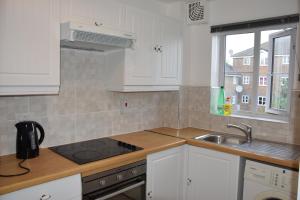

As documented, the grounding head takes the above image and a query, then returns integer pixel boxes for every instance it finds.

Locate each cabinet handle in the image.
[153,46,158,52]
[159,46,163,53]
[187,178,192,186]
[147,191,153,199]
[40,194,51,200]
[95,21,103,26]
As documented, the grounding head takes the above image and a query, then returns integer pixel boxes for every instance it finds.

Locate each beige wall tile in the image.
[0,49,178,156]
[184,86,299,144]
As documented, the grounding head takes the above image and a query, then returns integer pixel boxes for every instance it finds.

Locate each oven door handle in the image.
[94,180,145,200]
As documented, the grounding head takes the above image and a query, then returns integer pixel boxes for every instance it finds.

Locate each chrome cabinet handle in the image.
[40,194,51,200]
[187,178,192,186]
[158,45,163,53]
[147,191,153,199]
[95,21,103,26]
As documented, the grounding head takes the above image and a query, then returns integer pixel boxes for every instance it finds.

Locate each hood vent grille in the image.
[60,21,136,52]
[72,30,133,48]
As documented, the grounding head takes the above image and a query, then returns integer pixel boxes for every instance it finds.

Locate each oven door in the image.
[83,176,146,200]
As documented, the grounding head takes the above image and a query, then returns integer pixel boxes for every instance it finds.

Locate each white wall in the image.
[114,0,167,15]
[171,0,299,86]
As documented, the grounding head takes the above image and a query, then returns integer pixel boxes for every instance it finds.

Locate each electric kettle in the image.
[15,121,45,159]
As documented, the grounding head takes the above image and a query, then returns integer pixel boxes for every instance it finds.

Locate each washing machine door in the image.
[255,191,296,200]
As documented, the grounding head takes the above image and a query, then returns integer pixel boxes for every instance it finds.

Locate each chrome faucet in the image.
[226,123,252,143]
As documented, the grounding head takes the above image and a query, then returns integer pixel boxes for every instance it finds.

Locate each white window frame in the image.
[266,29,296,116]
[243,76,250,84]
[211,23,297,121]
[243,57,251,65]
[242,95,249,104]
[282,55,290,64]
[259,76,268,86]
[257,96,267,106]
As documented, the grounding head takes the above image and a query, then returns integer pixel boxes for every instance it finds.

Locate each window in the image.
[260,50,268,66]
[243,76,250,84]
[243,57,251,65]
[282,55,290,64]
[257,96,267,106]
[211,24,296,120]
[233,76,238,85]
[242,95,249,104]
[231,96,237,104]
[259,76,268,86]
[280,77,288,86]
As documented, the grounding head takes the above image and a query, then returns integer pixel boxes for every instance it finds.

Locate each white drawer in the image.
[1,174,82,200]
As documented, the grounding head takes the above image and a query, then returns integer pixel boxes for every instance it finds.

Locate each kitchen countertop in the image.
[0,131,185,195]
[148,127,300,170]
[1,127,300,195]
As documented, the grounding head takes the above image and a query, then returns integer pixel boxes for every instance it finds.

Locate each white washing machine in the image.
[243,160,298,200]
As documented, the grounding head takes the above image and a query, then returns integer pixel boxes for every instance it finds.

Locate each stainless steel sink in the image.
[195,134,225,144]
[194,133,248,146]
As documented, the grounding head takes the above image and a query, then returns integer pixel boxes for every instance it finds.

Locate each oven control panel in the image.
[82,160,146,195]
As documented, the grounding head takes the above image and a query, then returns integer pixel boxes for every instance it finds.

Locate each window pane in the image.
[257,29,285,113]
[271,35,291,111]
[224,33,254,113]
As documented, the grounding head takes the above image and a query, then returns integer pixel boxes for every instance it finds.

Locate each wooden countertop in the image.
[148,127,300,169]
[0,131,185,195]
[1,127,300,195]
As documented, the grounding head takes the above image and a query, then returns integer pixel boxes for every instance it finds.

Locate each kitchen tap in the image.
[226,123,252,143]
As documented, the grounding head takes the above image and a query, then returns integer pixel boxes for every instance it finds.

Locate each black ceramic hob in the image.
[50,138,143,165]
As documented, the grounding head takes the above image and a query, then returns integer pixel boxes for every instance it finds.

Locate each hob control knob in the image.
[131,169,137,175]
[117,174,123,181]
[99,180,106,186]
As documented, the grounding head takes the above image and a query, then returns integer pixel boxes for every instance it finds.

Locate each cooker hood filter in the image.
[60,21,136,52]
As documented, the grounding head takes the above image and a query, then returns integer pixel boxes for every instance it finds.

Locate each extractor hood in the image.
[60,21,136,52]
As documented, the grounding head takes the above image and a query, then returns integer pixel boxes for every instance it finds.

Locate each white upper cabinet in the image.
[61,0,123,29]
[106,5,182,92]
[122,7,157,86]
[0,0,60,95]
[158,17,182,85]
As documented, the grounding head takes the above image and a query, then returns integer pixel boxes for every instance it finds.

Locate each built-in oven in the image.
[82,160,146,200]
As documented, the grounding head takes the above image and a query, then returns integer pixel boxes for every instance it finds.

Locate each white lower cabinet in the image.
[1,174,82,200]
[184,146,244,200]
[146,146,185,200]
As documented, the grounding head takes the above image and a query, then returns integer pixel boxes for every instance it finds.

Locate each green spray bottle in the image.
[217,86,225,115]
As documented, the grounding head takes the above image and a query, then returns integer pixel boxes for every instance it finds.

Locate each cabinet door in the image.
[123,7,157,85]
[1,174,81,200]
[185,146,241,200]
[147,146,185,200]
[0,0,60,95]
[65,0,123,29]
[157,17,182,85]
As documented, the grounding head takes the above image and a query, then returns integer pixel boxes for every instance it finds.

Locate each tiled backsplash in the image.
[180,86,300,145]
[0,49,179,156]
[1,49,299,156]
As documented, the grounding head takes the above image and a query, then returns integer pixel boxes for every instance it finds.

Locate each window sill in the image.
[229,114,289,124]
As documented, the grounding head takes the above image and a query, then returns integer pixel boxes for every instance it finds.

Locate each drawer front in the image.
[1,174,82,200]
